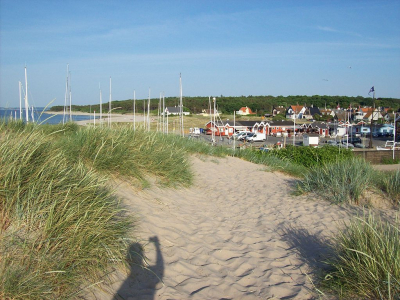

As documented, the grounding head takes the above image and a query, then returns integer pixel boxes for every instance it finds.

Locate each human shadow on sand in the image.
[113,236,164,300]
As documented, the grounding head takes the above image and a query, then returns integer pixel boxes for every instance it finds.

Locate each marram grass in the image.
[55,126,194,187]
[322,212,400,300]
[374,170,400,206]
[298,157,374,204]
[0,123,197,299]
[0,130,132,299]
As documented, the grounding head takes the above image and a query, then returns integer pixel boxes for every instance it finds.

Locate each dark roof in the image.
[166,106,181,113]
[236,121,259,127]
[310,121,328,129]
[308,107,322,116]
[269,120,295,126]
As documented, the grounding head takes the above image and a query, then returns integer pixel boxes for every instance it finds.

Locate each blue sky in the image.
[1,0,399,108]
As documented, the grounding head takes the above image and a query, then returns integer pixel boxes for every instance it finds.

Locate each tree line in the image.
[50,95,400,116]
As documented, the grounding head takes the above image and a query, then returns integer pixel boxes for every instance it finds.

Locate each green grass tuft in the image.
[298,158,374,204]
[0,129,132,299]
[322,212,400,300]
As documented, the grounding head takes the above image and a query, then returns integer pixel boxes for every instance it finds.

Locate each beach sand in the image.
[49,110,143,125]
[83,155,367,300]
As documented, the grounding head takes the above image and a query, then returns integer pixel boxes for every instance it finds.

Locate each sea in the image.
[0,107,94,125]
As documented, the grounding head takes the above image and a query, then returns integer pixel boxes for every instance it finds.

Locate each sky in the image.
[1,0,399,108]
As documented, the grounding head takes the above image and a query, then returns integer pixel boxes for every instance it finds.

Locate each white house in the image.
[164,106,190,116]
[236,106,256,116]
[286,105,306,119]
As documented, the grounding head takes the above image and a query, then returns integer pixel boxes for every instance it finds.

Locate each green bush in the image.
[322,212,400,299]
[264,145,353,168]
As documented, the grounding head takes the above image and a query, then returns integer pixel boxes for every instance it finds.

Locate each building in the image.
[164,106,190,116]
[286,105,306,119]
[201,109,220,117]
[236,106,256,116]
[303,106,322,120]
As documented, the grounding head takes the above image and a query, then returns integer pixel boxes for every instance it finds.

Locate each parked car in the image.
[234,132,248,140]
[247,133,266,142]
[354,143,366,148]
[238,132,252,141]
[244,133,255,141]
[341,137,361,145]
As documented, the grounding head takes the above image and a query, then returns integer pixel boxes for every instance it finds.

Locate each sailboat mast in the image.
[24,66,29,122]
[179,73,183,136]
[213,97,216,143]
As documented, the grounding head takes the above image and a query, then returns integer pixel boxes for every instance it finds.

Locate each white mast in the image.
[109,76,112,127]
[213,97,216,143]
[19,81,22,119]
[162,92,165,133]
[24,66,29,122]
[31,105,35,122]
[179,73,184,137]
[209,96,213,143]
[293,106,296,146]
[233,111,236,151]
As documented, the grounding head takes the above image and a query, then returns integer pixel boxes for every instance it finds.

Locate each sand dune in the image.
[83,155,364,300]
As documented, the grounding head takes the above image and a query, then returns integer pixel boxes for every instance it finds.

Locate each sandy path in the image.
[84,156,357,300]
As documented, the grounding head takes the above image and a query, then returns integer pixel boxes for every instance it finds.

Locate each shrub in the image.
[264,145,353,168]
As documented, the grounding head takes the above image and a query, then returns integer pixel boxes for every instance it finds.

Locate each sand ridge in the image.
[87,156,353,300]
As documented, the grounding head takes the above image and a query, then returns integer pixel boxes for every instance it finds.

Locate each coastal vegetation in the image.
[323,212,400,300]
[0,119,398,299]
[0,121,196,299]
